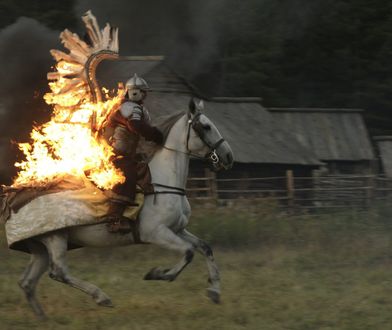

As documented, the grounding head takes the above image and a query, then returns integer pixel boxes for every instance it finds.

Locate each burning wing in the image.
[13,11,125,189]
[46,10,121,129]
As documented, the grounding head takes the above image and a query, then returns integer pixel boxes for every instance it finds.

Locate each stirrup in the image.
[106,217,133,234]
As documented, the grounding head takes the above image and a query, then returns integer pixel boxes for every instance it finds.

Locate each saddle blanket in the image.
[0,176,143,252]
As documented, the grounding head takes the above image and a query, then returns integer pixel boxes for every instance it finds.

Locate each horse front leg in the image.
[141,224,195,282]
[179,229,221,304]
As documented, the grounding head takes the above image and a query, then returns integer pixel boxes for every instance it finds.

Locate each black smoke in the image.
[0,17,59,137]
[0,17,59,184]
[74,0,224,80]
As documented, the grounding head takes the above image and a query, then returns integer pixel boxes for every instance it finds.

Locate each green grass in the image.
[1,202,392,329]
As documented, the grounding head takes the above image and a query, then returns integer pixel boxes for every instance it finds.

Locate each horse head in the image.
[186,98,234,171]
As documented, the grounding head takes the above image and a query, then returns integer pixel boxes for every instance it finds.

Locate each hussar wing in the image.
[46,10,119,110]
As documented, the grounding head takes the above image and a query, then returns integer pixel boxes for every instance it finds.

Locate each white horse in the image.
[16,100,234,318]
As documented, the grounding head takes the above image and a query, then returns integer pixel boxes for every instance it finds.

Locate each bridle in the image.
[163,112,226,167]
[187,112,226,166]
[149,112,227,198]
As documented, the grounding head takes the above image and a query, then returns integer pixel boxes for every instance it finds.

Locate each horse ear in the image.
[198,100,204,110]
[189,98,196,114]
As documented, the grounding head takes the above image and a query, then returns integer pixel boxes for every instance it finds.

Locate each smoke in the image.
[74,0,224,78]
[0,17,60,184]
[0,17,59,138]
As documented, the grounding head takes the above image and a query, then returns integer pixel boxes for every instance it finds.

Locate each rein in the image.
[161,145,205,160]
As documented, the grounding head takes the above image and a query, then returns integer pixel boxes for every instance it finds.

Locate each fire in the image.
[12,11,125,190]
[13,80,125,190]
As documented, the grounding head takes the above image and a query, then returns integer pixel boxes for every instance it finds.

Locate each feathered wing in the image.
[45,10,120,124]
[13,11,126,189]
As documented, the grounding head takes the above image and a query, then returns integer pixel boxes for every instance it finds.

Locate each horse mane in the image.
[137,111,186,162]
[155,111,186,141]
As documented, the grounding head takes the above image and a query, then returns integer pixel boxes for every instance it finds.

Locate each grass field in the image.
[1,201,392,330]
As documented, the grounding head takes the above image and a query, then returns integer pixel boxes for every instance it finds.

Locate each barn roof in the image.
[144,92,322,165]
[97,59,321,165]
[268,108,375,161]
[374,136,392,178]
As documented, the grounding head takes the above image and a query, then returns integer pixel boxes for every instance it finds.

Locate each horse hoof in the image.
[35,311,47,321]
[97,298,114,308]
[144,267,175,281]
[207,289,221,304]
[144,267,159,280]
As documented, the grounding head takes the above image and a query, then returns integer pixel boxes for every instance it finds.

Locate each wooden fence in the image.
[186,170,392,210]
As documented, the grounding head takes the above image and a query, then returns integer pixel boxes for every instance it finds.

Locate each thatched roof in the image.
[269,108,375,161]
[374,136,392,178]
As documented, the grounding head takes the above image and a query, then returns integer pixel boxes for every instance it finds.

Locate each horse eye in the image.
[203,124,211,131]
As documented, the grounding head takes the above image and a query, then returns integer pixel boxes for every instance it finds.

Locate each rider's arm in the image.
[131,120,164,144]
[125,105,164,144]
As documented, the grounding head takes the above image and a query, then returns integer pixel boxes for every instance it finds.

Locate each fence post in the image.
[366,175,375,207]
[286,170,295,208]
[205,168,218,200]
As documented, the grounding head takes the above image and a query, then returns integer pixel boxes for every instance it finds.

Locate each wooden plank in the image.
[217,189,287,193]
[216,177,286,182]
[187,177,211,181]
[295,187,372,192]
[186,188,211,192]
[286,170,294,207]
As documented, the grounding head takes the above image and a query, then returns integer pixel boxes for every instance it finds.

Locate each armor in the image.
[105,76,161,156]
[108,101,152,155]
[126,74,149,102]
[103,75,163,233]
[126,73,149,91]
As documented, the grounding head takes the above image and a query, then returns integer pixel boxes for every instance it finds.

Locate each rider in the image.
[103,73,163,233]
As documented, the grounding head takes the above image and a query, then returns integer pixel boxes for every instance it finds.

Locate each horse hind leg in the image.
[38,232,113,308]
[18,240,49,319]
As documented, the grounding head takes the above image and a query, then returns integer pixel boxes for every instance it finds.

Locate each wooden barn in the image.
[268,108,376,175]
[373,136,392,178]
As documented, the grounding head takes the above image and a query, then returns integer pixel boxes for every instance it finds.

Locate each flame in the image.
[12,63,126,190]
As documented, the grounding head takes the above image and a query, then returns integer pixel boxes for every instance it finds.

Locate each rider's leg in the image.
[112,155,138,204]
[106,156,138,233]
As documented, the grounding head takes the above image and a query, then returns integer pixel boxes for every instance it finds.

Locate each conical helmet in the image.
[125,73,149,91]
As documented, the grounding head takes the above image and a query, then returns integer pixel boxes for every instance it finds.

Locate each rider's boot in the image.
[106,200,134,234]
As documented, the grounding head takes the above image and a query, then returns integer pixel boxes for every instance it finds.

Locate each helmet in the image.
[125,73,149,91]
